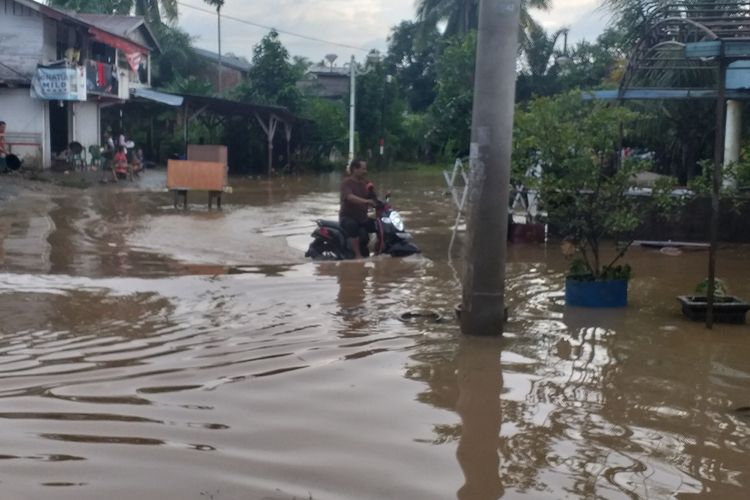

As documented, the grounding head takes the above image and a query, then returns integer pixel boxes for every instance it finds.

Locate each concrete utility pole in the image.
[217,5,223,95]
[348,55,356,162]
[460,0,521,336]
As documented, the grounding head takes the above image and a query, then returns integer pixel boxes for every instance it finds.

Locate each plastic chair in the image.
[88,145,102,170]
[68,142,87,172]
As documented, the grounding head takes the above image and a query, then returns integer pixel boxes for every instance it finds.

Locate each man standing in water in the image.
[340,158,377,259]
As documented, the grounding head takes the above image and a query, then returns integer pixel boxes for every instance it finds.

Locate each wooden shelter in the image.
[179,93,300,176]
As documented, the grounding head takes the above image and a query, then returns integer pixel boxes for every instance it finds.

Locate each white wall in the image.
[73,101,99,150]
[42,17,57,63]
[0,1,44,81]
[0,88,48,168]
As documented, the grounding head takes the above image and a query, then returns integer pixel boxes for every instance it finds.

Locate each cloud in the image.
[178,0,610,64]
[533,1,611,43]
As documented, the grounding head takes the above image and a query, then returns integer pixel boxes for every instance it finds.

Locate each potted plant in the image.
[513,92,681,307]
[677,278,750,324]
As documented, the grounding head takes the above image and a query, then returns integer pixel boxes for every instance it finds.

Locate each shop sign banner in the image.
[30,66,87,101]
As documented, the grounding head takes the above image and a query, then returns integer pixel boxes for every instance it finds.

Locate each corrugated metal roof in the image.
[75,13,160,53]
[179,93,300,123]
[77,14,144,38]
[131,88,184,106]
[192,48,251,73]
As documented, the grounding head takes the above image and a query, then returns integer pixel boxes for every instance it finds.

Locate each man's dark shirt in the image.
[340,177,373,223]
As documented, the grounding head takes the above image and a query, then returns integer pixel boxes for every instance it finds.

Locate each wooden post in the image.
[183,103,189,154]
[707,58,727,329]
[285,121,292,172]
[173,189,188,209]
[256,113,278,176]
[208,190,222,210]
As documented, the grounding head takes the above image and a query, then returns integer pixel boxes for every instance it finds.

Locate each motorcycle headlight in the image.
[388,210,405,231]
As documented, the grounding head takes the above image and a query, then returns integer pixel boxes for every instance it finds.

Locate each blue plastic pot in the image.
[565,278,628,308]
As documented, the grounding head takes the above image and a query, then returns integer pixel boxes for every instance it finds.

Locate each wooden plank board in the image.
[166,160,227,191]
[187,144,228,165]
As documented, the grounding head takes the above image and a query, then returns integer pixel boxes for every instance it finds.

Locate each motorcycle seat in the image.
[318,219,342,229]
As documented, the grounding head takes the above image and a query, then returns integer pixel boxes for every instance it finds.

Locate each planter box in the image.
[509,222,546,243]
[565,278,628,308]
[677,295,750,324]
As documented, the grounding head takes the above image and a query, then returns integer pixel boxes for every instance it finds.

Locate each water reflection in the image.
[456,337,504,500]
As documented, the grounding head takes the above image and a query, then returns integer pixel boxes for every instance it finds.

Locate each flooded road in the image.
[1,170,750,499]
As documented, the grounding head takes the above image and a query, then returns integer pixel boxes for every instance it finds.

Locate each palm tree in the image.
[516,24,568,100]
[48,0,178,23]
[133,0,177,23]
[523,24,568,79]
[415,0,552,38]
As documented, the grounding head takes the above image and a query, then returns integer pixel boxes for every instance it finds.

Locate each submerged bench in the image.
[167,159,229,209]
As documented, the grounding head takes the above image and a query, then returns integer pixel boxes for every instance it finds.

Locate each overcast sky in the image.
[177,0,612,65]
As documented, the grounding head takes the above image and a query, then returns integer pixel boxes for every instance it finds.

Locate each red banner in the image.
[88,28,148,72]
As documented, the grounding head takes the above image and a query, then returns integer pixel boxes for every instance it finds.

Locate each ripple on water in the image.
[4,174,750,499]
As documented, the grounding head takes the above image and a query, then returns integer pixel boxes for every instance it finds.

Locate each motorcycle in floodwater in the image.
[305,194,420,260]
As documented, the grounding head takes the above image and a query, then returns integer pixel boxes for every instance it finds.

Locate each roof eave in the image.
[15,0,161,54]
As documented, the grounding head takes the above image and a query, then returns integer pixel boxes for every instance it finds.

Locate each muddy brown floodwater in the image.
[1,169,750,500]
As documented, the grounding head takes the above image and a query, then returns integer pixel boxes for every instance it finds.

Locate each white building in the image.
[0,0,160,168]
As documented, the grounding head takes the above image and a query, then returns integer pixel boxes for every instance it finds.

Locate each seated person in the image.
[339,158,377,258]
[112,146,129,180]
[130,148,144,177]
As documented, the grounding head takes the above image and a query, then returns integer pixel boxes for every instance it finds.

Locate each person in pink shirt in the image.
[112,146,129,181]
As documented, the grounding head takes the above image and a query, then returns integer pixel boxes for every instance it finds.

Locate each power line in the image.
[177,1,369,52]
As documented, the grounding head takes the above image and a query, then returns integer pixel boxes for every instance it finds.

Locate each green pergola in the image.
[593,2,750,327]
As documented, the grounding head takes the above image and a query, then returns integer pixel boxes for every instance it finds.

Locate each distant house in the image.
[0,0,159,168]
[297,64,349,100]
[192,47,250,93]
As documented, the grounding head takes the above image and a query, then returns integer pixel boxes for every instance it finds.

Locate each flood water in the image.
[1,169,750,499]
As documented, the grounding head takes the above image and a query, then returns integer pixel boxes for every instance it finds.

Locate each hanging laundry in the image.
[97,62,106,87]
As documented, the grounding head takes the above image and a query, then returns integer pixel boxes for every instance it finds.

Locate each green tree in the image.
[516,25,568,100]
[354,55,408,162]
[384,21,440,112]
[556,28,627,91]
[203,0,224,10]
[133,0,177,23]
[48,0,131,14]
[415,0,551,38]
[149,23,206,88]
[513,92,680,279]
[235,30,301,112]
[49,0,177,23]
[165,76,213,95]
[297,97,348,171]
[427,32,477,159]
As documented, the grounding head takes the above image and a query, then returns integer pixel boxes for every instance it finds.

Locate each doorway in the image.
[49,100,69,156]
